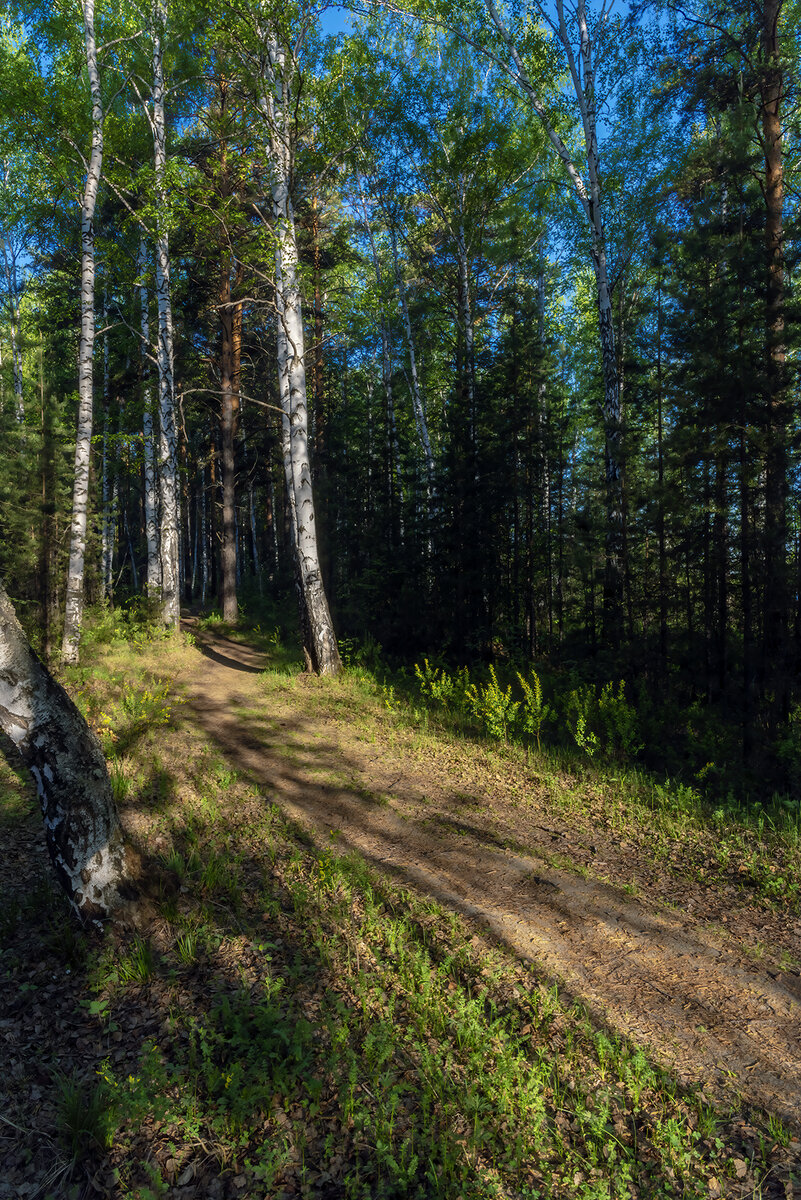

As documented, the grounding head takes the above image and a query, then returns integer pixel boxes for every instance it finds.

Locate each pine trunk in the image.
[219,260,239,622]
[760,0,788,720]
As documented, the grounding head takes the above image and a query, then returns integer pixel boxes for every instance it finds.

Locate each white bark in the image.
[355,174,404,534]
[484,0,624,635]
[100,293,113,597]
[62,0,104,664]
[256,32,341,676]
[139,237,160,596]
[152,0,180,629]
[388,222,436,499]
[0,582,128,921]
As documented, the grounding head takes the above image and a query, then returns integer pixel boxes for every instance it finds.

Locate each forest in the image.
[2,0,801,1197]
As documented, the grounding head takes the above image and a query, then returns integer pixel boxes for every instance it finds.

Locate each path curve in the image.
[180,623,801,1128]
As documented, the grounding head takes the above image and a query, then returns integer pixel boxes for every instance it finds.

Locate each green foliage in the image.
[465,665,520,742]
[516,668,554,751]
[565,681,642,763]
[197,989,314,1104]
[414,658,469,711]
[54,1070,115,1162]
[117,935,157,984]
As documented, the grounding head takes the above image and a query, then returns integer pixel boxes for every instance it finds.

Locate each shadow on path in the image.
[179,626,801,1129]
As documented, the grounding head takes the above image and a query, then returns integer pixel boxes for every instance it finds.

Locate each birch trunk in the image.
[1,582,128,921]
[152,0,180,629]
[62,0,104,663]
[355,173,403,543]
[139,238,160,596]
[388,222,436,501]
[257,33,341,676]
[484,0,624,645]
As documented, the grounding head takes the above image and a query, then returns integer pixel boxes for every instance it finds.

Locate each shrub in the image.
[466,665,519,742]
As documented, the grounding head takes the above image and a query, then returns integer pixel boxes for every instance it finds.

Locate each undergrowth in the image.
[0,611,798,1198]
[342,650,801,913]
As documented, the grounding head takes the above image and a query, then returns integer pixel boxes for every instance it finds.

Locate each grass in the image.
[347,659,801,915]
[0,609,798,1198]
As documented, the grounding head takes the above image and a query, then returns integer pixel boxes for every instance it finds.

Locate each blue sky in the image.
[318,4,353,37]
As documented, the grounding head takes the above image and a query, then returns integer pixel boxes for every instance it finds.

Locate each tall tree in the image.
[61,0,104,662]
[249,17,341,675]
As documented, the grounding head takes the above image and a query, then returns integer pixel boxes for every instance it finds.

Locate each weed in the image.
[54,1071,114,1162]
[466,665,520,741]
[118,935,156,984]
[108,758,130,805]
[175,928,199,965]
[516,667,554,753]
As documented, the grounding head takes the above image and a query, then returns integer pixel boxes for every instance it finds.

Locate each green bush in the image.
[515,668,554,752]
[564,679,641,762]
[465,665,519,742]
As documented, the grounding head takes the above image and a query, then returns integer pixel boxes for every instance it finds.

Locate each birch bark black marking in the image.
[484,0,624,643]
[255,30,341,677]
[62,0,104,663]
[1,582,128,921]
[152,0,180,630]
[139,236,161,597]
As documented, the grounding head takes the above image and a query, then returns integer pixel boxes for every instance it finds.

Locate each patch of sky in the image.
[319,4,354,38]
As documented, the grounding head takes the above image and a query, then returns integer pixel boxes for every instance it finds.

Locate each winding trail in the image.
[180,622,801,1128]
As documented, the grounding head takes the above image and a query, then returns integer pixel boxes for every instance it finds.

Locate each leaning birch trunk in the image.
[258,34,341,676]
[1,582,128,921]
[152,0,180,630]
[139,237,161,597]
[62,0,104,664]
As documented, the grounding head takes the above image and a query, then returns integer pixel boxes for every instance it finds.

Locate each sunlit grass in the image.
[2,607,793,1199]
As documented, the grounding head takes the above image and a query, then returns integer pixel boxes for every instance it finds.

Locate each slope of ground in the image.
[0,617,800,1199]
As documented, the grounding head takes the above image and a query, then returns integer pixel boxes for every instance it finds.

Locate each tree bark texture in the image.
[152,0,180,630]
[257,32,341,676]
[139,237,161,596]
[219,258,240,622]
[1,582,128,920]
[62,0,103,663]
[484,0,624,646]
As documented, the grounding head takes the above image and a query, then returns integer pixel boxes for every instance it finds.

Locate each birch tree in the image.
[62,0,105,663]
[151,0,180,629]
[0,581,129,921]
[248,17,341,675]
[479,0,626,643]
[139,235,161,595]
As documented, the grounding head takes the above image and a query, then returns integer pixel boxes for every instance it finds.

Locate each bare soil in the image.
[180,623,801,1130]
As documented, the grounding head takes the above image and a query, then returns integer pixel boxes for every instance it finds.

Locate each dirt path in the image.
[180,624,801,1129]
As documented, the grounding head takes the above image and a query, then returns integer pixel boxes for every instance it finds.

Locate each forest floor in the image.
[1,617,801,1199]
